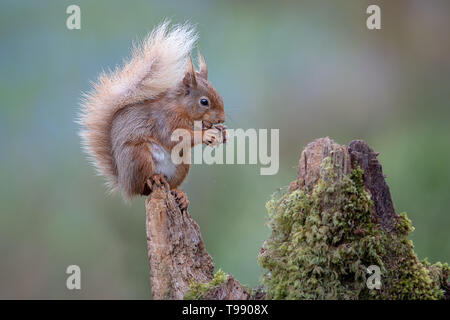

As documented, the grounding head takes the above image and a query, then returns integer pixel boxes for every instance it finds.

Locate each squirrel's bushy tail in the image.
[78,21,197,192]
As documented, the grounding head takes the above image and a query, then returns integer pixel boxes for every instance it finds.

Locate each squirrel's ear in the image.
[197,50,208,80]
[183,54,197,88]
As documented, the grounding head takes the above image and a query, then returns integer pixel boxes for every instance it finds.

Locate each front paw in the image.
[203,128,223,146]
[213,124,228,143]
[171,189,189,212]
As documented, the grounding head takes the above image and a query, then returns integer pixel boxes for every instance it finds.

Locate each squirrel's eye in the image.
[200,98,209,106]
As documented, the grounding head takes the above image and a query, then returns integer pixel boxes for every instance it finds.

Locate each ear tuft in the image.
[183,54,197,87]
[197,49,208,80]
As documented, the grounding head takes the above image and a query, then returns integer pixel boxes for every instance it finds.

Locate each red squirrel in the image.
[79,21,226,210]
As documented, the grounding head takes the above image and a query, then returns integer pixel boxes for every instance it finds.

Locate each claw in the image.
[213,124,228,143]
[171,189,189,212]
[216,125,228,143]
[146,174,170,193]
[203,127,224,146]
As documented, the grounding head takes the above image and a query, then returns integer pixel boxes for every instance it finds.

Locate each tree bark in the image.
[145,186,250,299]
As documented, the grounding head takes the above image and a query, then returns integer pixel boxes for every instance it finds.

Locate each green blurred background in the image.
[1,0,449,299]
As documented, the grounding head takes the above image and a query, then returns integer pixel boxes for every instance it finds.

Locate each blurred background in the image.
[1,0,449,299]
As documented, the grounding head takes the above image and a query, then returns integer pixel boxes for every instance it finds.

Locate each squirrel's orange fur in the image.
[79,21,225,200]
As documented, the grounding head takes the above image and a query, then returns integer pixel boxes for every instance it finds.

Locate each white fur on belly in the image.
[150,142,176,179]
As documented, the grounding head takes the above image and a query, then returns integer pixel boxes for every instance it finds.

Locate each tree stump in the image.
[145,186,250,299]
[146,137,449,300]
[261,137,449,299]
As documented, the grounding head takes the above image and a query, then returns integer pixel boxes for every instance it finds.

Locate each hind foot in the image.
[171,189,189,212]
[142,174,169,195]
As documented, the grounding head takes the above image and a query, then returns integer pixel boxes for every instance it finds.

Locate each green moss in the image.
[184,269,228,300]
[258,157,448,300]
[381,213,449,299]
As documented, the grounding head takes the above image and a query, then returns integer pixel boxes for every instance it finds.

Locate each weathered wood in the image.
[290,137,397,232]
[348,140,397,231]
[146,186,214,299]
[146,185,249,300]
[290,137,351,191]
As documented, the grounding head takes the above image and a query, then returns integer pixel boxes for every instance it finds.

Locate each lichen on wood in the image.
[184,269,253,300]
